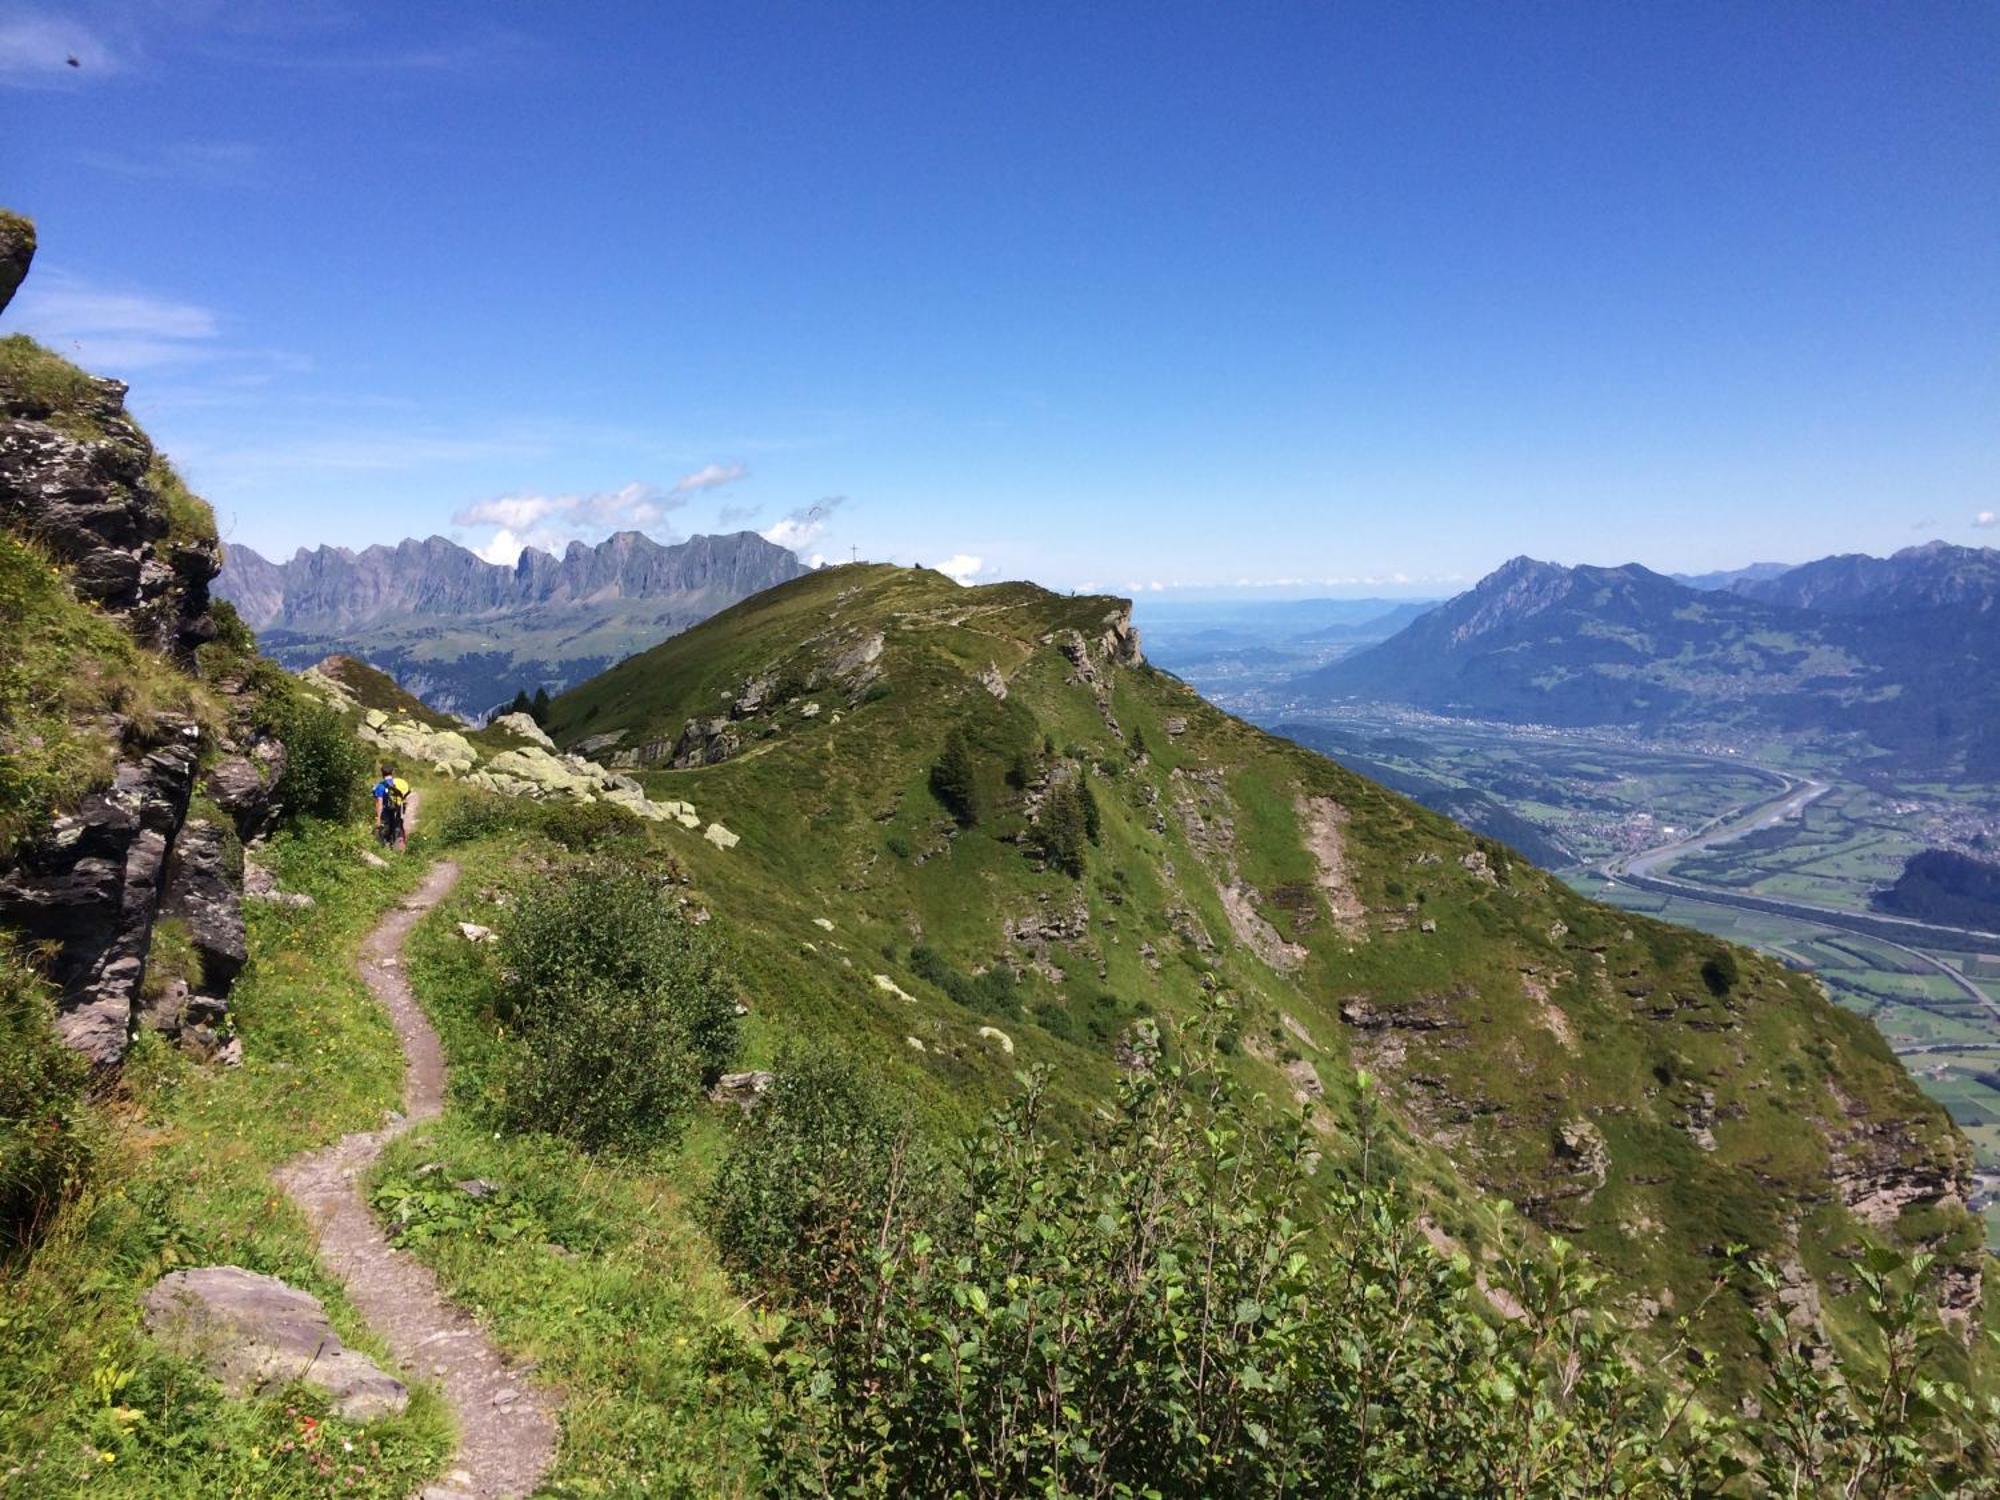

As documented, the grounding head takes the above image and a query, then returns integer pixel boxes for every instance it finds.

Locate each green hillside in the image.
[545,562,1991,1370]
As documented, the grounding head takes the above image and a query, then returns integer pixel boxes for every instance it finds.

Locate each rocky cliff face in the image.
[0,372,220,661]
[215,528,810,719]
[0,221,267,1065]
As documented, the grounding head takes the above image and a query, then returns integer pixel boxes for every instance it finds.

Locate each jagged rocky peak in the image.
[1445,555,1579,641]
[221,527,808,634]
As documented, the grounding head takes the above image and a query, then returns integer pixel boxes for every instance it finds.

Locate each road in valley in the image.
[1598,768,2000,1027]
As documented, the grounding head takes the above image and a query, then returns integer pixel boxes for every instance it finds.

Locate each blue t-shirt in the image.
[373,777,409,809]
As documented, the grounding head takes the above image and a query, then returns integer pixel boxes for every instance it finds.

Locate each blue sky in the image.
[4,2,1996,596]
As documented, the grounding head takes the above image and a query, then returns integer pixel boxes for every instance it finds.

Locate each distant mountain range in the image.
[1670,561,1794,591]
[216,529,806,718]
[1293,542,2000,776]
[1726,540,2000,615]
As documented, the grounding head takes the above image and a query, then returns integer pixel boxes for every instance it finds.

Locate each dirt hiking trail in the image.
[275,859,558,1500]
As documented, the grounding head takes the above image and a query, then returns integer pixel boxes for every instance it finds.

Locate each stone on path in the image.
[142,1266,409,1421]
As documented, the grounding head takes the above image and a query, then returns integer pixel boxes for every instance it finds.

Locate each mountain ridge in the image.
[521,561,1988,1368]
[220,528,804,632]
[1730,540,2000,615]
[1293,548,2000,773]
[215,528,807,718]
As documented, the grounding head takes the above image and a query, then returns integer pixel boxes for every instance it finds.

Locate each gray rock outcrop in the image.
[160,818,248,995]
[0,210,33,315]
[0,721,202,1063]
[143,1266,409,1421]
[0,371,220,659]
[670,715,741,768]
[0,242,254,1065]
[206,736,288,841]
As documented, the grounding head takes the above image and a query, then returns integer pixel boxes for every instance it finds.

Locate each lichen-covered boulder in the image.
[356,716,478,776]
[143,1266,409,1421]
[485,746,602,799]
[490,711,556,750]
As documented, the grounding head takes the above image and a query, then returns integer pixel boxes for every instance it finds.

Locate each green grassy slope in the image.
[545,562,1991,1372]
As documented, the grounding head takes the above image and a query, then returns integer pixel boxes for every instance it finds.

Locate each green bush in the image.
[1702,948,1742,998]
[494,865,738,1153]
[264,685,372,824]
[742,1039,1999,1496]
[0,942,94,1262]
[429,791,647,853]
[908,944,1022,1019]
[704,1046,915,1293]
[204,597,258,657]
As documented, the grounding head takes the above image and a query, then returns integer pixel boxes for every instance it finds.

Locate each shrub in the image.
[746,1040,1999,1496]
[429,791,648,853]
[495,865,738,1153]
[908,944,1022,1019]
[704,1046,915,1293]
[1701,948,1742,998]
[264,685,371,824]
[0,942,93,1262]
[1030,999,1076,1041]
[147,456,217,550]
[205,598,258,656]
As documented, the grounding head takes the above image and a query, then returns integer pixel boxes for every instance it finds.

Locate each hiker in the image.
[372,763,412,850]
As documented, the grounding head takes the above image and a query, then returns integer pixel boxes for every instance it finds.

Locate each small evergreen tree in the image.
[1701,948,1741,998]
[1038,775,1089,877]
[507,688,532,717]
[931,727,982,826]
[530,686,552,723]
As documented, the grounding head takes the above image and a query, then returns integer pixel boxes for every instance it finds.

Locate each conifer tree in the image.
[931,727,982,826]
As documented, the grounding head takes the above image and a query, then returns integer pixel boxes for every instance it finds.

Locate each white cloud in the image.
[78,140,264,185]
[762,496,847,554]
[671,461,746,495]
[473,527,530,566]
[1974,511,1997,530]
[452,481,684,559]
[8,270,220,370]
[934,553,987,586]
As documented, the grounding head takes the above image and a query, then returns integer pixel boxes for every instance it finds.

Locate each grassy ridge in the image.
[539,562,1991,1380]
